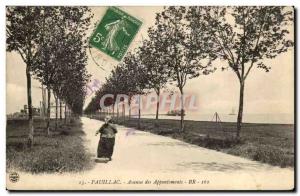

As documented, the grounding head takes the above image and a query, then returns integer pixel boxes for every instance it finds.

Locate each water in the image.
[137,113,294,124]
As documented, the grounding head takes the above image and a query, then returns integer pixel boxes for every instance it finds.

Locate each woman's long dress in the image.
[97,123,117,158]
[97,137,115,158]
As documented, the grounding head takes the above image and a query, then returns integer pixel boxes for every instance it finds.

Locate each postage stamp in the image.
[89,6,142,61]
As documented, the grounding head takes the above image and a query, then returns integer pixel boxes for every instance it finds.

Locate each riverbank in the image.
[137,113,294,124]
[88,114,294,168]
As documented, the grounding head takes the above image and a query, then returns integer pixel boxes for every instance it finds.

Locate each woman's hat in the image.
[104,115,112,122]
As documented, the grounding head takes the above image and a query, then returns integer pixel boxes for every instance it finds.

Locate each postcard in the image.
[6,6,295,191]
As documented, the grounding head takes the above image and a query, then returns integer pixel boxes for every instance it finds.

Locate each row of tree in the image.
[7,7,93,146]
[85,6,293,138]
[85,52,147,128]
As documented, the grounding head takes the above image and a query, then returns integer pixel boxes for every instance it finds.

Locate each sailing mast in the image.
[229,108,236,115]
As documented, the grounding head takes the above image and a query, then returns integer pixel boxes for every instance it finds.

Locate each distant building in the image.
[8,103,65,120]
[23,105,41,116]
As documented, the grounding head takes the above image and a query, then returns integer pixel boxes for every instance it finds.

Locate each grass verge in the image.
[89,115,294,168]
[6,118,94,174]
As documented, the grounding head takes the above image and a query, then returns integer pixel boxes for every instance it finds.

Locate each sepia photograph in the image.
[5,4,295,191]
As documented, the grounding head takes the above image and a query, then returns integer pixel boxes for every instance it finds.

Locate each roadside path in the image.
[7,117,294,190]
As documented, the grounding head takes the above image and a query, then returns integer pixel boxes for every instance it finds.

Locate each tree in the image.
[155,6,215,131]
[6,7,45,146]
[122,52,148,128]
[104,76,119,119]
[112,56,139,120]
[139,30,169,123]
[34,15,60,133]
[187,6,294,138]
[32,7,92,133]
[52,31,91,129]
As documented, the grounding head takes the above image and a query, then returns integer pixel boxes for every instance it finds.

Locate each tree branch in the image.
[244,9,267,79]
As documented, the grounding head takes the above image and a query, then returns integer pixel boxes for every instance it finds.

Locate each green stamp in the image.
[90,7,142,61]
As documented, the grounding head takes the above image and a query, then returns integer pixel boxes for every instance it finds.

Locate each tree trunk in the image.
[155,89,160,127]
[128,102,131,120]
[155,89,160,121]
[116,103,119,123]
[69,107,72,123]
[138,94,141,129]
[179,87,184,132]
[64,103,67,124]
[69,108,72,123]
[42,85,46,121]
[47,87,51,136]
[26,66,34,147]
[236,81,245,139]
[55,96,58,130]
[112,104,115,117]
[123,101,125,123]
[59,100,62,121]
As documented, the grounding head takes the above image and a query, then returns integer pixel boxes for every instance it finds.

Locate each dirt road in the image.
[7,117,294,190]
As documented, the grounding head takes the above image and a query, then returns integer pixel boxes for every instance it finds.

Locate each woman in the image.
[95,116,118,161]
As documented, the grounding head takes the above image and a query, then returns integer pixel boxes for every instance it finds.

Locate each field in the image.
[6,118,94,174]
[90,115,294,168]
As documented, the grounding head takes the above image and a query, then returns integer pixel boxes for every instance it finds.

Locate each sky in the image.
[6,6,294,118]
